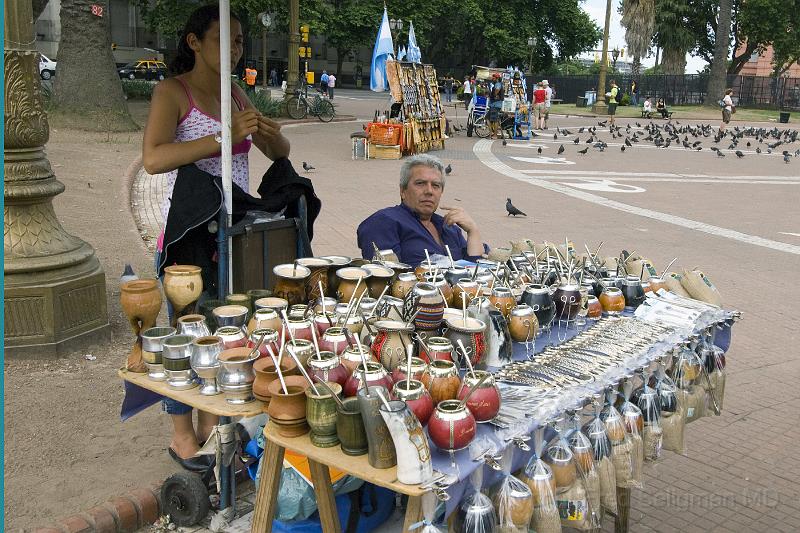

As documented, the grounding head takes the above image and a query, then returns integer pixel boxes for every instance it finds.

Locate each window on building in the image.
[748,52,760,62]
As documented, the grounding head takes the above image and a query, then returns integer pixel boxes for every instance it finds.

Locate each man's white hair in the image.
[399,154,445,190]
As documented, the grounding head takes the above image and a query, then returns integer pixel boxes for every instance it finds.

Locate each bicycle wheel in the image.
[285,96,308,119]
[316,100,335,122]
[475,117,491,138]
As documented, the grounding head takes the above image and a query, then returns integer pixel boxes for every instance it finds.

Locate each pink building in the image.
[736,44,800,77]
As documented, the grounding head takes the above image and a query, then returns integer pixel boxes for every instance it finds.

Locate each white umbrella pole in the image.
[219,0,233,295]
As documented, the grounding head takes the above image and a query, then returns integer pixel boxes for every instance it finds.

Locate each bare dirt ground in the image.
[3,102,178,532]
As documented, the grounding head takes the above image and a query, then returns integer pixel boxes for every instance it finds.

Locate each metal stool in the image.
[350,132,369,160]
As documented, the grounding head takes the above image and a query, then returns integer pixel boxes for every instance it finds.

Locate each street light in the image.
[611,47,620,71]
[527,36,537,75]
[389,18,403,57]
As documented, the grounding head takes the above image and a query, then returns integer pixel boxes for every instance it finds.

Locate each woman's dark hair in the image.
[171,4,241,75]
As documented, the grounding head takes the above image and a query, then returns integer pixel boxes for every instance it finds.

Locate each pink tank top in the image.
[159,78,253,224]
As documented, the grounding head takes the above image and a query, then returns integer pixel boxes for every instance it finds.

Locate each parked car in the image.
[39,54,57,80]
[117,60,168,81]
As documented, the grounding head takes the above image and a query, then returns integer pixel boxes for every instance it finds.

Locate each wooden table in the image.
[251,422,429,533]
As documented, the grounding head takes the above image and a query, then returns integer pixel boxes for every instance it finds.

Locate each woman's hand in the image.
[232,109,261,144]
[256,116,283,142]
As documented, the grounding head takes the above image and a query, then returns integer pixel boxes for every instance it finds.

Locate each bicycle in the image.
[285,85,335,122]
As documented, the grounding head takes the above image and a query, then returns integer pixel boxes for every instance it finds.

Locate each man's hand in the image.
[439,205,478,234]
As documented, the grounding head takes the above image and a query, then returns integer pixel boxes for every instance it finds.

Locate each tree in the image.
[730,0,800,75]
[315,0,381,77]
[52,0,137,131]
[620,0,656,77]
[653,0,696,74]
[703,0,732,105]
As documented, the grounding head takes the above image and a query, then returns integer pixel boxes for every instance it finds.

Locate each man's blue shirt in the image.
[356,203,484,266]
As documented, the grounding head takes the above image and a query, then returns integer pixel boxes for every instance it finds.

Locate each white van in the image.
[39,54,57,80]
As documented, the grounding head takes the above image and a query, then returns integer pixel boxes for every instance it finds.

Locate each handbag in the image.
[717,99,725,108]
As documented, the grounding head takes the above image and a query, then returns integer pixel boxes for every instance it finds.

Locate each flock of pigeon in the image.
[517,121,800,164]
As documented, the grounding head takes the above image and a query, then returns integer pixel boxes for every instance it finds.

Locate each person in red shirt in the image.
[532,81,547,130]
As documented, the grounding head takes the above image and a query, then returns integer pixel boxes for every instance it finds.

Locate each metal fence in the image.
[530,73,800,110]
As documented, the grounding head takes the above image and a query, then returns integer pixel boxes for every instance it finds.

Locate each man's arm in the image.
[356,213,402,261]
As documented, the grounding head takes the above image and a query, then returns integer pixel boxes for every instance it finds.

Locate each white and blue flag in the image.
[406,20,421,63]
[370,7,394,92]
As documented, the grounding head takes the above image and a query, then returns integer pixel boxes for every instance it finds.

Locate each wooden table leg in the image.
[250,438,285,533]
[308,459,341,533]
[615,486,631,533]
[402,495,423,533]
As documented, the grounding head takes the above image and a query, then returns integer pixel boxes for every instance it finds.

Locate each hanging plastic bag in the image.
[453,467,496,533]
[672,340,706,424]
[410,492,445,533]
[584,405,617,514]
[491,447,534,533]
[550,415,600,531]
[656,365,686,454]
[519,428,561,533]
[636,373,663,461]
[602,394,634,490]
[619,380,644,487]
[698,327,726,415]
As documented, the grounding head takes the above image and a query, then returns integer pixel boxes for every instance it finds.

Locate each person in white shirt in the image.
[643,97,653,118]
[327,73,336,99]
[720,88,734,133]
[462,76,472,109]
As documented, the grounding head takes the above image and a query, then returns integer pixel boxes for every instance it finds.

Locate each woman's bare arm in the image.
[234,84,291,160]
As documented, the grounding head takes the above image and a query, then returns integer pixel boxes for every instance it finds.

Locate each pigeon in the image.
[785,154,792,164]
[553,133,558,140]
[302,162,315,172]
[445,164,452,175]
[621,145,626,152]
[717,150,726,158]
[573,137,580,144]
[625,138,632,147]
[537,147,542,154]
[502,139,507,146]
[735,151,745,158]
[120,264,138,284]
[506,198,527,217]
[557,144,565,155]
[756,147,762,154]
[578,147,589,155]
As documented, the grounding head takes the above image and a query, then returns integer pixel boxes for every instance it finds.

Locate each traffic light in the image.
[111,42,117,51]
[300,24,309,43]
[298,46,312,58]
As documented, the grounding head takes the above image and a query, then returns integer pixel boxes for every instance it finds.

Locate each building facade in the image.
[736,43,800,77]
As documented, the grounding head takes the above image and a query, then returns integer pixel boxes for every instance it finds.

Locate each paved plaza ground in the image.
[5,89,800,532]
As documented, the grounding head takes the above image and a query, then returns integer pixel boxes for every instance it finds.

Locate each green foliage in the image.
[232,78,283,117]
[737,0,800,75]
[121,79,155,100]
[620,93,632,106]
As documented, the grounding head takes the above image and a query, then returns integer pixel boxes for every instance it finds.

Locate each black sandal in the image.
[168,447,215,472]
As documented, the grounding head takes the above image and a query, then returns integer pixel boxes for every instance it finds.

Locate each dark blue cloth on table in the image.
[356,203,486,266]
[120,381,164,421]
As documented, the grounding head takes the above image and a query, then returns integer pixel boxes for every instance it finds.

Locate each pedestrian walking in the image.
[141,4,291,469]
[533,81,547,130]
[543,79,553,129]
[320,70,329,97]
[269,67,277,87]
[462,76,472,109]
[607,79,619,126]
[719,88,735,133]
[327,73,336,99]
[244,63,257,95]
[488,73,504,139]
[444,74,455,103]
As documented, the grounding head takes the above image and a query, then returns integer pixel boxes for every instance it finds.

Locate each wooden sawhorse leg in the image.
[402,495,423,533]
[251,438,285,532]
[308,459,342,533]
[615,486,631,533]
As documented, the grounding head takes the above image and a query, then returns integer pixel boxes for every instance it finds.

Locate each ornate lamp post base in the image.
[591,100,609,114]
[4,0,110,358]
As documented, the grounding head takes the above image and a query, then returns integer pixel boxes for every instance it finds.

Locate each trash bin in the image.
[779,112,790,123]
[576,96,587,108]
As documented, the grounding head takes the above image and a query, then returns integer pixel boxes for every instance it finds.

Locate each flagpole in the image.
[219,0,233,298]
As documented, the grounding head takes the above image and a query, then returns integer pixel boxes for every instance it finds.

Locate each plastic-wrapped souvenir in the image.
[491,447,534,533]
[619,380,644,487]
[584,409,617,514]
[519,430,561,533]
[601,395,635,490]
[453,469,497,533]
[698,327,726,415]
[636,374,663,462]
[568,427,602,529]
[656,366,686,454]
[672,341,706,423]
[410,492,445,533]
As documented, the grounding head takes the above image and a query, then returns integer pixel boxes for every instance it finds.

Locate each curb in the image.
[276,114,358,125]
[31,484,162,533]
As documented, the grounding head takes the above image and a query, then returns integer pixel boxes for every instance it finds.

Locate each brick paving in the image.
[127,89,800,532]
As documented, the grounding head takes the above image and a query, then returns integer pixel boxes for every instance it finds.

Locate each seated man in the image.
[357,154,486,266]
